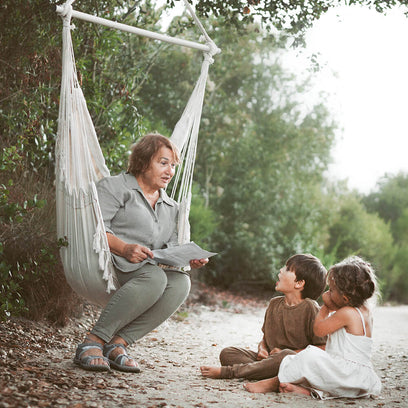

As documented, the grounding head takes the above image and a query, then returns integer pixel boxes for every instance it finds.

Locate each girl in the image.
[244,256,382,399]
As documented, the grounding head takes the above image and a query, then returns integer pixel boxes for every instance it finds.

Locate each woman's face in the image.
[143,146,177,190]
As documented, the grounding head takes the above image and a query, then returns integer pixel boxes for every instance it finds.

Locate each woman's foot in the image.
[103,337,140,373]
[279,382,311,395]
[74,335,110,371]
[244,377,280,393]
[200,366,222,378]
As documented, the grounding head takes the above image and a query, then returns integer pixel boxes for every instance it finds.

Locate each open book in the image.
[152,242,217,267]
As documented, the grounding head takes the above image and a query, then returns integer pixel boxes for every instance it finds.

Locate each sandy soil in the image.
[1,291,407,408]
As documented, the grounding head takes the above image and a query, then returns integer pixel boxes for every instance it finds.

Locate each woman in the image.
[74,133,208,373]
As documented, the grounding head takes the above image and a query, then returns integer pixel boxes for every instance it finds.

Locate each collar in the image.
[123,172,175,206]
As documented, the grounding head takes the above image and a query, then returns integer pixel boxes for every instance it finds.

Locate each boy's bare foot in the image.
[200,366,222,378]
[243,377,280,393]
[279,382,311,396]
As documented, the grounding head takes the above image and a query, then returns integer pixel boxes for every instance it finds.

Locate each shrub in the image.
[0,145,80,325]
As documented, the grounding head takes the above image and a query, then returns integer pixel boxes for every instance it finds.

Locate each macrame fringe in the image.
[56,1,218,305]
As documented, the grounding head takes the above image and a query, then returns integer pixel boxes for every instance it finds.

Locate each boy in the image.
[200,254,327,380]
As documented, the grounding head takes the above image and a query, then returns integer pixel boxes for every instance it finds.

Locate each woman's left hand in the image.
[189,258,209,269]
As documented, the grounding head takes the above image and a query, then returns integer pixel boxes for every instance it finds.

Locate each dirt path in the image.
[1,299,407,407]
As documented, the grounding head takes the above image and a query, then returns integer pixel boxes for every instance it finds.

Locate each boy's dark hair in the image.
[286,254,327,300]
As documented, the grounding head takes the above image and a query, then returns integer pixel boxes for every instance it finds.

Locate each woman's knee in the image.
[143,267,168,294]
[166,272,191,301]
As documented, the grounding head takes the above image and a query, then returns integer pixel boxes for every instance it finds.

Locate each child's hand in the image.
[269,347,282,355]
[322,290,339,311]
[257,348,269,360]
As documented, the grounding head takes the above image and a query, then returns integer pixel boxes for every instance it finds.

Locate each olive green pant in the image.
[91,264,190,345]
[219,346,297,380]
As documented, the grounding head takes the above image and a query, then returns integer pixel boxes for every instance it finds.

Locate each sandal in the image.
[103,343,141,373]
[74,341,110,372]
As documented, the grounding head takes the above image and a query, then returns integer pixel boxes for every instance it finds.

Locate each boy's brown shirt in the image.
[262,296,326,351]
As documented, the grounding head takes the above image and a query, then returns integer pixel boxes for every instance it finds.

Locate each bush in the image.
[0,145,80,325]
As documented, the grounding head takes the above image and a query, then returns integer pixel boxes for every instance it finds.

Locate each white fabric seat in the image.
[55,0,219,305]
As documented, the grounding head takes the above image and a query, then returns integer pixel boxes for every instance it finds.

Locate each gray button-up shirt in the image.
[96,172,179,272]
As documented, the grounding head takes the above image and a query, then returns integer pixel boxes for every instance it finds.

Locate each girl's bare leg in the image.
[279,382,311,396]
[200,366,222,378]
[243,377,280,393]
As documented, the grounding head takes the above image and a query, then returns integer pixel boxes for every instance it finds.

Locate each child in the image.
[244,256,382,400]
[200,254,327,380]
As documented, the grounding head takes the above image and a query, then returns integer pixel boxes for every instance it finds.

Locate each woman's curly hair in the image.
[329,256,378,307]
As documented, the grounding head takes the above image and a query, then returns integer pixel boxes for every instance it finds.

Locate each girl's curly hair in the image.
[329,256,378,307]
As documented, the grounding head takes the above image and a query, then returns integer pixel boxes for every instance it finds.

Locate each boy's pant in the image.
[219,346,296,380]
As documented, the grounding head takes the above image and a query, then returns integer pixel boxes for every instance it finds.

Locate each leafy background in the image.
[1,0,408,323]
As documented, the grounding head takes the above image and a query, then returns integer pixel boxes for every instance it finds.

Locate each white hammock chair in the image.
[55,0,220,306]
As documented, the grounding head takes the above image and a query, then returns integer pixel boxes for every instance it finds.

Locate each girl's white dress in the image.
[278,308,382,399]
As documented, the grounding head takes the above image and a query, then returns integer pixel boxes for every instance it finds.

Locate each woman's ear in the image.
[342,294,350,304]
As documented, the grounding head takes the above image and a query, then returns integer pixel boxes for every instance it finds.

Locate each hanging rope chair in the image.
[55,0,220,306]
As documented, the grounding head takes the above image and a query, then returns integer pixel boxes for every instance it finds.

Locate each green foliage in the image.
[363,173,408,238]
[0,132,76,323]
[0,145,45,320]
[186,0,408,45]
[188,186,218,248]
[2,0,408,321]
[1,0,61,173]
[362,173,408,303]
[196,22,335,286]
[139,15,340,287]
[323,192,395,298]
[0,243,27,319]
[386,247,408,302]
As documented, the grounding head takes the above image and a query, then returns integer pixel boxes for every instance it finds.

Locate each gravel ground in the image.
[1,288,407,408]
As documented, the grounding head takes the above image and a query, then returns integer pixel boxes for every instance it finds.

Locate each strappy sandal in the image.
[103,343,141,373]
[74,341,110,372]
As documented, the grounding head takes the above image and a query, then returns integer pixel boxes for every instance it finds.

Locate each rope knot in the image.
[58,0,76,26]
[203,40,220,64]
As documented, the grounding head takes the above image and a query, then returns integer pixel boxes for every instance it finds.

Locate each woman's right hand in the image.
[122,244,154,263]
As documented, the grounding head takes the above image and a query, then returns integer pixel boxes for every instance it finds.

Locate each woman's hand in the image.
[123,244,154,263]
[189,258,209,269]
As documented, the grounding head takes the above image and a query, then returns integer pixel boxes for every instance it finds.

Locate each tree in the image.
[324,192,395,297]
[362,173,408,302]
[363,173,408,238]
[185,0,408,44]
[137,16,337,286]
[0,0,184,320]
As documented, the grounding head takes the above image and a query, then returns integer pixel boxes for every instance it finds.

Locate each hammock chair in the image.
[55,0,220,306]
